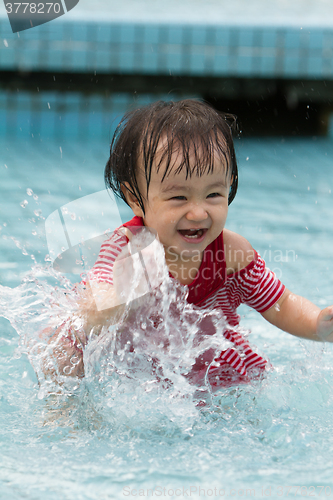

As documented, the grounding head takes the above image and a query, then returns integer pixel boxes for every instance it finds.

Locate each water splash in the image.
[0,231,271,434]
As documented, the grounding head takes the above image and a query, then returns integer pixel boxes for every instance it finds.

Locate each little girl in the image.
[48,99,333,385]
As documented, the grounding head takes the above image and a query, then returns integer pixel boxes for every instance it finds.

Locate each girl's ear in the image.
[121,183,144,218]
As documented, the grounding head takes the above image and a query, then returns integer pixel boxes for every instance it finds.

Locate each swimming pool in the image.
[1,132,333,499]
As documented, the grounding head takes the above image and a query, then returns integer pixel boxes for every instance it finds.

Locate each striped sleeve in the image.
[235,253,285,313]
[86,229,128,285]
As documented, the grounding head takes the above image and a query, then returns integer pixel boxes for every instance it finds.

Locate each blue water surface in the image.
[1,135,333,499]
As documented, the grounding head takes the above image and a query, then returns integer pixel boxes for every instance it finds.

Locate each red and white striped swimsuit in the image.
[88,216,285,387]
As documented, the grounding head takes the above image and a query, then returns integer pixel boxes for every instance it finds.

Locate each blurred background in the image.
[2,0,333,139]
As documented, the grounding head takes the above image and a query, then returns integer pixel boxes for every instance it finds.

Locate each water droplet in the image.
[62,207,68,215]
[70,213,76,220]
[33,194,38,201]
[3,39,8,47]
[70,355,80,366]
[26,188,33,196]
[4,164,8,169]
[32,230,37,236]
[246,157,249,161]
[47,102,51,109]
[20,200,28,208]
[34,209,42,217]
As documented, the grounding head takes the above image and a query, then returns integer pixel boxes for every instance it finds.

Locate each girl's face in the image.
[124,143,231,268]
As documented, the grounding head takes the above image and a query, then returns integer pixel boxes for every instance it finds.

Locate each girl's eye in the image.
[170,196,186,200]
[207,192,221,198]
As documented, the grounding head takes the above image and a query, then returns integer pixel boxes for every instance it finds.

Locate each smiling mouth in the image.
[178,229,206,239]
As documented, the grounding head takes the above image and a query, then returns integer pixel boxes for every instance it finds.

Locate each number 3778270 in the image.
[5,3,61,14]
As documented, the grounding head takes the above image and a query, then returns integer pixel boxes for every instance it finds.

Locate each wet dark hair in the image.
[105,99,238,215]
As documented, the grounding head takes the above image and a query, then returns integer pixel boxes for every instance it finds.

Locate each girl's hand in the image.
[37,323,85,380]
[317,306,333,342]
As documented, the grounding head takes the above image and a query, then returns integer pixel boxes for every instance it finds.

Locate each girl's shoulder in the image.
[222,229,256,275]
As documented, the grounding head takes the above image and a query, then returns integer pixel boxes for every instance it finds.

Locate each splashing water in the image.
[0,232,246,432]
[2,256,333,500]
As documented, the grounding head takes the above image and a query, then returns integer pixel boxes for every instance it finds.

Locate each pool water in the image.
[1,135,333,499]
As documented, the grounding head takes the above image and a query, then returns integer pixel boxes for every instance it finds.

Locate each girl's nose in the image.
[185,204,208,221]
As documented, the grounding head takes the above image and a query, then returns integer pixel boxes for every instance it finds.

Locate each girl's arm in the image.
[223,230,333,343]
[42,282,127,380]
[261,289,333,342]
